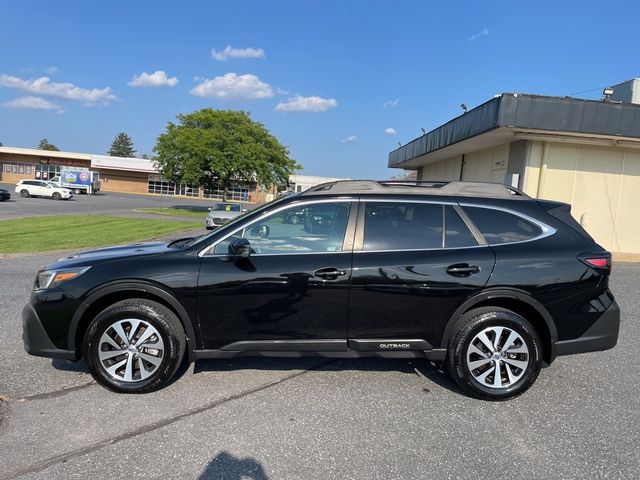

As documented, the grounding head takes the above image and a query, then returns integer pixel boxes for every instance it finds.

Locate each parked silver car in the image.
[205,202,247,229]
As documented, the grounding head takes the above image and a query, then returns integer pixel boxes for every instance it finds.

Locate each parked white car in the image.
[205,202,247,229]
[15,180,73,200]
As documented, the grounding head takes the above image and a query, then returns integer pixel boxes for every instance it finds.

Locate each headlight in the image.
[37,266,91,289]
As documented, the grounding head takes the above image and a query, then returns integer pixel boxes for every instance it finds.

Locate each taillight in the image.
[578,253,612,272]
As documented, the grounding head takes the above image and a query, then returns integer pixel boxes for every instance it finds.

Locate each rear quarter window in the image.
[463,206,543,245]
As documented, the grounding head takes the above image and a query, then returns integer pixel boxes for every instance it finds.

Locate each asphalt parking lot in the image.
[0,182,217,221]
[0,251,638,479]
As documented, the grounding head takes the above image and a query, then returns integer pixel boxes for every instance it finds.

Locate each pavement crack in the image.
[2,361,332,480]
[13,382,96,403]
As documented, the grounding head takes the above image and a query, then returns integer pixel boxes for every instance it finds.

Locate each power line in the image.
[566,86,607,97]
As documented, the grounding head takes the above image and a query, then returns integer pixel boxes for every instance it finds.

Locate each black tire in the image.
[52,192,62,200]
[84,298,186,393]
[20,189,30,198]
[446,307,542,401]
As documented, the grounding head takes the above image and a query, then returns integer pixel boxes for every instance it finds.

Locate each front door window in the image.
[213,202,352,255]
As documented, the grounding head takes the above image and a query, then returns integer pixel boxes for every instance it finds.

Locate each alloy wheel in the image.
[466,326,529,389]
[98,318,165,382]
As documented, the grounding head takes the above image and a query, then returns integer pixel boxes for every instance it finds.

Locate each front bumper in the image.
[22,304,76,360]
[555,301,620,356]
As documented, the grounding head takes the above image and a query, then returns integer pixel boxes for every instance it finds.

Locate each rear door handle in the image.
[314,267,347,279]
[446,264,480,276]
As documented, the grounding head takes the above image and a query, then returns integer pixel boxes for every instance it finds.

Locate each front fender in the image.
[67,280,200,361]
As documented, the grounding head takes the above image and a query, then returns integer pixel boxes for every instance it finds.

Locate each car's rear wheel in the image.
[52,192,62,200]
[447,307,542,400]
[20,189,30,198]
[84,298,186,393]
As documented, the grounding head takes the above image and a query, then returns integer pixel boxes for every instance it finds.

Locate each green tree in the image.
[108,132,136,157]
[154,109,298,200]
[38,138,59,151]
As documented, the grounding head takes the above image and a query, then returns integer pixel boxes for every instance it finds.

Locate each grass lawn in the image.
[0,215,201,254]
[136,207,207,218]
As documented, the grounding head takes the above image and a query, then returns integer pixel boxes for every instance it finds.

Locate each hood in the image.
[207,210,241,219]
[46,241,171,270]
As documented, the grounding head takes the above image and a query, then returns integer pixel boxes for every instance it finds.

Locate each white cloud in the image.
[3,96,63,111]
[275,95,338,112]
[128,70,179,88]
[341,135,357,143]
[44,66,59,75]
[468,28,490,42]
[0,74,117,105]
[191,73,273,100]
[384,127,397,135]
[275,87,290,96]
[211,45,265,61]
[383,98,399,109]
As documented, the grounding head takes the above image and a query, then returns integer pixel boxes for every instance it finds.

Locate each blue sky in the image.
[1,0,639,178]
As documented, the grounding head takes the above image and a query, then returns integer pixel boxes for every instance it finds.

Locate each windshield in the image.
[188,194,299,248]
[213,203,241,212]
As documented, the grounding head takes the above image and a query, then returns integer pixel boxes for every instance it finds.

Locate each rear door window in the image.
[462,206,542,244]
[363,202,443,250]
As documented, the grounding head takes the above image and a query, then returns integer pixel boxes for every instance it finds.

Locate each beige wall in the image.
[416,139,640,254]
[418,144,509,183]
[96,169,149,194]
[523,141,640,254]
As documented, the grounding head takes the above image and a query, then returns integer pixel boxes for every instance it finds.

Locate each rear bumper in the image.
[555,301,620,356]
[22,304,76,360]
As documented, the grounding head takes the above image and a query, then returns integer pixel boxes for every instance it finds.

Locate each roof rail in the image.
[301,180,529,199]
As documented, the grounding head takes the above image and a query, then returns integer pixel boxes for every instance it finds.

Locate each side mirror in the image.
[228,238,252,258]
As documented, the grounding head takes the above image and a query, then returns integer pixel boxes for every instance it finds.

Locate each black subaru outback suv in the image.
[23,180,620,400]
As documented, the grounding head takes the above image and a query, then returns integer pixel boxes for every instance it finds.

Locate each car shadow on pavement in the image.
[198,451,269,480]
[192,357,464,397]
[51,358,89,373]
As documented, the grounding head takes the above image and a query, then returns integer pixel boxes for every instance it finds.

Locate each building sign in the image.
[39,157,89,168]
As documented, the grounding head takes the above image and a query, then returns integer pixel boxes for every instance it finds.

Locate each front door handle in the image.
[314,267,347,279]
[446,264,480,277]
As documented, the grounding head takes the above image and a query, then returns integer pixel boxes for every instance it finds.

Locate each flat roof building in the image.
[0,146,271,203]
[389,87,640,255]
[288,174,347,193]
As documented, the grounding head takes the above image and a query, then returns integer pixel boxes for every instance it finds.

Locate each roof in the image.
[90,154,156,173]
[0,146,91,161]
[300,180,527,199]
[389,93,640,168]
[289,174,347,184]
[0,146,156,173]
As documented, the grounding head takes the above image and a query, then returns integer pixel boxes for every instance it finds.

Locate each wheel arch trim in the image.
[441,288,558,360]
[68,281,199,360]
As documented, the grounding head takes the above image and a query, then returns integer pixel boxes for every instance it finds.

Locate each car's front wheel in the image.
[84,298,186,393]
[447,307,542,400]
[52,192,62,200]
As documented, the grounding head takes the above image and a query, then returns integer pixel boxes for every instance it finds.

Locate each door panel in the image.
[348,248,494,347]
[197,200,356,350]
[348,200,494,348]
[198,253,352,349]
